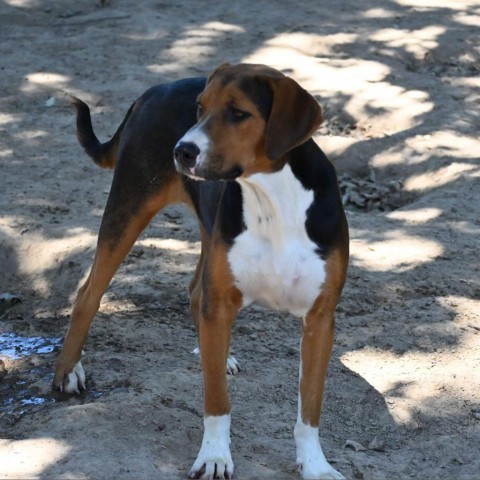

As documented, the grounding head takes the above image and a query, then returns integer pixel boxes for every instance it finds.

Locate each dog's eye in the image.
[228,107,251,123]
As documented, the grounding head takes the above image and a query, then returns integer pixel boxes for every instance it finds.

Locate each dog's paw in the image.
[295,423,344,480]
[226,355,240,375]
[53,361,86,394]
[297,460,345,480]
[188,457,233,480]
[189,415,234,479]
[192,347,241,375]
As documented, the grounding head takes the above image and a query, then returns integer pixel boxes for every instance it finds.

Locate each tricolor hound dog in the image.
[54,63,349,479]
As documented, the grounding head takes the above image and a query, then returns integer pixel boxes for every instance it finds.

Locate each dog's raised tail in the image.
[71,96,133,169]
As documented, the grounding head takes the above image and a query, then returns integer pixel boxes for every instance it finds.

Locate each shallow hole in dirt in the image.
[0,333,104,431]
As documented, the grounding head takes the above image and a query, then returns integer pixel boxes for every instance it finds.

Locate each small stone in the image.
[368,436,386,452]
[0,360,7,379]
[344,439,367,452]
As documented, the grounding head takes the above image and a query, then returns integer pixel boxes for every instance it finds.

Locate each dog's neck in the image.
[236,163,313,242]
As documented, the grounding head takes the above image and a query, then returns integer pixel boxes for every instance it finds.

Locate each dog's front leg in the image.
[189,300,239,480]
[189,412,232,480]
[189,245,242,480]
[295,294,345,480]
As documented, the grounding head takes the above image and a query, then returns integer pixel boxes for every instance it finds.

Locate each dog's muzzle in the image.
[174,141,200,169]
[174,141,243,181]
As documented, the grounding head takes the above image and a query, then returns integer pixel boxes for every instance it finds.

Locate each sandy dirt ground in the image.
[1,0,479,479]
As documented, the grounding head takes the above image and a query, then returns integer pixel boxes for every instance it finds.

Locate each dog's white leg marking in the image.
[192,347,240,375]
[189,414,233,479]
[295,361,344,480]
[294,421,344,480]
[62,361,86,394]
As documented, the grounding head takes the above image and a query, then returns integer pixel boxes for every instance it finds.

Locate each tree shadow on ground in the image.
[0,0,479,479]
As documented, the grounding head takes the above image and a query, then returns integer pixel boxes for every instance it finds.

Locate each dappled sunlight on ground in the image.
[0,438,70,479]
[136,237,201,256]
[341,292,479,426]
[2,0,37,7]
[454,10,480,27]
[1,0,479,478]
[148,21,245,75]
[404,162,478,192]
[395,0,479,9]
[244,31,436,137]
[0,218,96,296]
[437,295,480,328]
[370,25,445,59]
[21,72,71,93]
[351,230,443,272]
[386,207,442,223]
[372,132,480,169]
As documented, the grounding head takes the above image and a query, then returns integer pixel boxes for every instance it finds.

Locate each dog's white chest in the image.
[228,165,325,318]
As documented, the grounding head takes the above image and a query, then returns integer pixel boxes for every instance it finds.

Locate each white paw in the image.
[295,422,344,480]
[226,355,240,375]
[62,361,86,394]
[297,461,345,480]
[189,415,234,479]
[192,347,240,375]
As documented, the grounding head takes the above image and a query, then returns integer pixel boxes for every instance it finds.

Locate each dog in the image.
[53,63,349,480]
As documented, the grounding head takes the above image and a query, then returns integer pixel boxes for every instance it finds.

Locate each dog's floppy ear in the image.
[264,76,323,161]
[206,63,231,84]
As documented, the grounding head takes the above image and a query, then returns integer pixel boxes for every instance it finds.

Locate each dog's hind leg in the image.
[53,175,186,393]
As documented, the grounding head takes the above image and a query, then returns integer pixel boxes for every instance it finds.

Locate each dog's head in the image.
[174,63,323,181]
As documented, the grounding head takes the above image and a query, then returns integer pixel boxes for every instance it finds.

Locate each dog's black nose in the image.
[174,141,200,167]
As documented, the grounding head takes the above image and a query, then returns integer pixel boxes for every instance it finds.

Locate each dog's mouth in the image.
[202,165,244,181]
[178,165,206,181]
[175,160,244,182]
